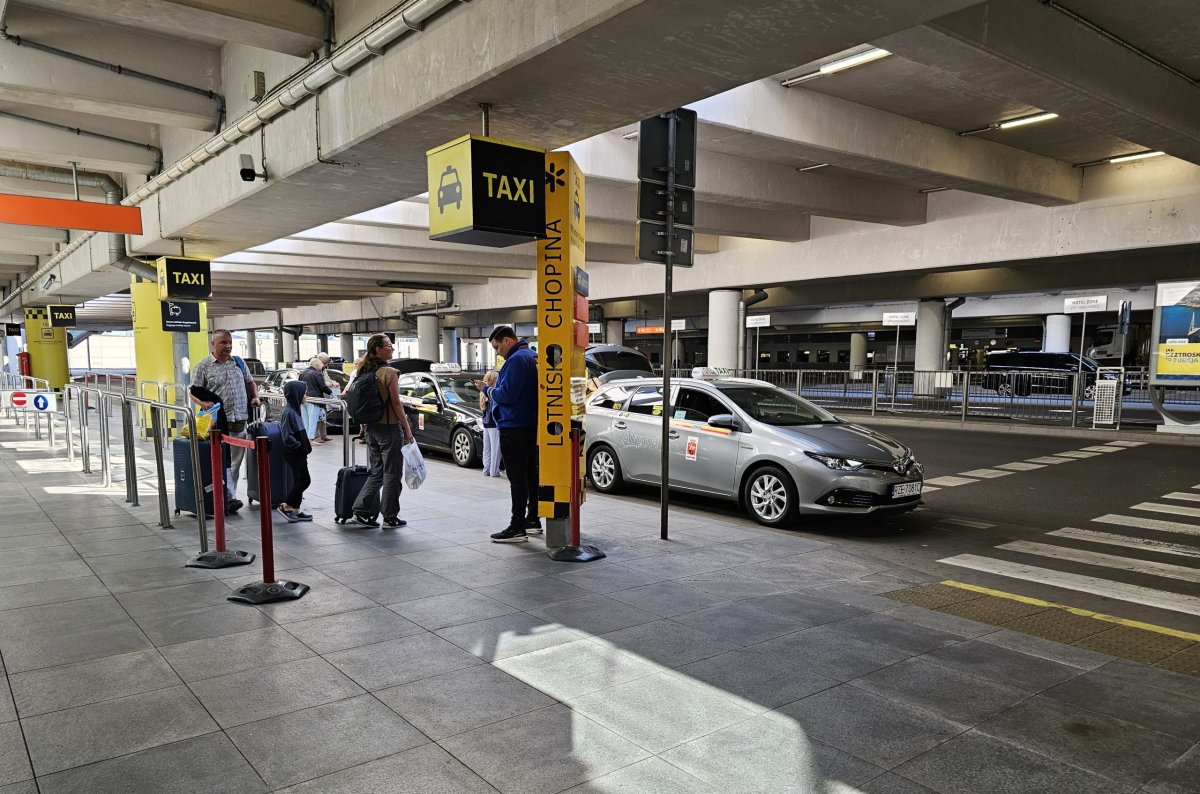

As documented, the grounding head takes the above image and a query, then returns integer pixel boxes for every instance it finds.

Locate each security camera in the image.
[239,154,266,182]
[41,274,56,291]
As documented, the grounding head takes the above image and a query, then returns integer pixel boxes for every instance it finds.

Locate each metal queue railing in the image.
[257,393,354,467]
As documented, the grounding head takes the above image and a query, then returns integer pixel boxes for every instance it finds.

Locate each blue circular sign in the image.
[33,394,48,411]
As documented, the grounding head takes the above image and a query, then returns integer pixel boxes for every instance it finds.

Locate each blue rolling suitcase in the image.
[245,421,294,508]
[173,437,217,516]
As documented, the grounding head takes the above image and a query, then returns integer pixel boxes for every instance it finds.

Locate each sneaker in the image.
[491,526,528,543]
[225,498,243,515]
[294,511,313,521]
[382,517,407,528]
[276,506,300,523]
[353,513,380,528]
[524,518,543,534]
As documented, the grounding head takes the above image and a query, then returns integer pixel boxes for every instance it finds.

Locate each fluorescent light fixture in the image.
[781,47,890,87]
[996,111,1058,129]
[918,187,949,194]
[821,47,890,75]
[796,164,828,172]
[621,131,638,140]
[1108,150,1164,164]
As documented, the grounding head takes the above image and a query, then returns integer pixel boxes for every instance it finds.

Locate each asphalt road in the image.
[608,421,1200,634]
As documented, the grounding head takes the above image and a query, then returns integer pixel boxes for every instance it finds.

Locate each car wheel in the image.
[742,465,797,527]
[451,427,477,467]
[587,445,623,493]
[1083,384,1096,400]
[996,382,1014,397]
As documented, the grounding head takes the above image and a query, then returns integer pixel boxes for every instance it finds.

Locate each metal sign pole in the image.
[1077,310,1087,397]
[659,110,677,543]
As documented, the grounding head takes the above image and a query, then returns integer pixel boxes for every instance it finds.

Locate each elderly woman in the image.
[299,356,331,443]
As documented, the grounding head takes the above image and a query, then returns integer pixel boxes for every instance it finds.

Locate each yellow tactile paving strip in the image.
[884,580,1200,677]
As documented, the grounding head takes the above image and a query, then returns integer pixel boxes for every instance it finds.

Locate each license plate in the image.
[891,481,922,498]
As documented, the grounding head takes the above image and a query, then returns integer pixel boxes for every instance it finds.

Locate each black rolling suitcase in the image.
[173,437,217,516]
[245,421,294,508]
[334,465,370,524]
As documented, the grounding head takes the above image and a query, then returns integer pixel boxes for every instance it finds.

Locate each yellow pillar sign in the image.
[22,307,68,389]
[537,152,588,520]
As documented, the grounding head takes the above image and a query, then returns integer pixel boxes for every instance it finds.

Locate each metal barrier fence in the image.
[660,367,1198,429]
[257,393,355,468]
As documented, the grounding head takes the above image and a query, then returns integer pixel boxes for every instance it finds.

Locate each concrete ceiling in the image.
[0,0,1198,330]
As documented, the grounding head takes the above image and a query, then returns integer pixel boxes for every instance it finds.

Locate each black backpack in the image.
[345,371,386,424]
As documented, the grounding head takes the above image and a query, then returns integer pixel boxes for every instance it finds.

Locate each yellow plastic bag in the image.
[182,411,212,440]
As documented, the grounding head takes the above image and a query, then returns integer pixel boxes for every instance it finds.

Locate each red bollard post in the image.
[186,428,255,569]
[227,433,308,604]
[547,422,605,562]
[209,430,226,553]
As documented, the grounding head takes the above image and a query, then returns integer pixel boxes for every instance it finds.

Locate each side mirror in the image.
[708,413,741,431]
[422,396,441,409]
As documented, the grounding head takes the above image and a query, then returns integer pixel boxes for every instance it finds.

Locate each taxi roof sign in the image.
[430,363,462,374]
[691,367,731,380]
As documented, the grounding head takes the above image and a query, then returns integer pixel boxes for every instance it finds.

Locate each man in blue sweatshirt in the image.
[475,326,541,542]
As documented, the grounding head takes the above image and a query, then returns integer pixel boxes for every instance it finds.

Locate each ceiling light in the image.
[996,112,1058,129]
[781,47,890,87]
[1108,150,1164,164]
[918,187,949,194]
[621,131,638,140]
[796,164,828,172]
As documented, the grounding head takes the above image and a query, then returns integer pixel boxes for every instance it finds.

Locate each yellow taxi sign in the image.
[426,135,546,247]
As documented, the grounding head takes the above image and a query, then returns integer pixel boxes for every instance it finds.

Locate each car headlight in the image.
[805,452,864,471]
[473,418,484,430]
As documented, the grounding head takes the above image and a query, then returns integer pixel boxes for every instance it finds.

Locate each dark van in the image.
[584,344,653,379]
[981,351,1120,400]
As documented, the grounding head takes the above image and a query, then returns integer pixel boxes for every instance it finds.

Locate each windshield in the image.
[717,385,839,426]
[437,375,481,405]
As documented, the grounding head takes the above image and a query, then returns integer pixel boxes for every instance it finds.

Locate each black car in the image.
[261,367,356,432]
[585,344,653,378]
[396,368,484,467]
[981,351,1123,400]
[388,357,436,374]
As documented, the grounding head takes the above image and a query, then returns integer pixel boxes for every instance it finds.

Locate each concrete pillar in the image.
[340,333,354,362]
[441,327,459,364]
[464,340,479,367]
[707,289,741,369]
[914,299,945,372]
[4,334,20,374]
[317,334,328,354]
[131,278,207,436]
[605,319,624,346]
[245,330,257,360]
[279,330,297,365]
[850,332,868,370]
[417,315,440,361]
[1044,314,1071,352]
[22,308,68,389]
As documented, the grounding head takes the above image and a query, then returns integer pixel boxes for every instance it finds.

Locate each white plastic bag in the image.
[401,441,427,490]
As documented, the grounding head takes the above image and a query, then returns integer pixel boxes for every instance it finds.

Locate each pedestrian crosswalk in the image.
[922,440,1146,493]
[939,480,1200,619]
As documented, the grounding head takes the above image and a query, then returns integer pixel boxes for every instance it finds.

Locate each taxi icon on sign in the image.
[437,165,462,213]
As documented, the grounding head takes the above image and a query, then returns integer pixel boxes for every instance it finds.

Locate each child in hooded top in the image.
[480,370,501,477]
[278,380,313,522]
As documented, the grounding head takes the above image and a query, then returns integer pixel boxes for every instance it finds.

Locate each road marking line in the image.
[1048,527,1200,560]
[941,517,994,529]
[1080,445,1123,453]
[936,554,1200,616]
[1134,502,1200,519]
[1026,456,1074,464]
[1055,451,1102,458]
[995,462,1047,472]
[996,539,1200,584]
[1093,513,1200,536]
[921,486,941,493]
[1105,441,1148,448]
[959,468,1013,479]
[941,580,1200,642]
[923,476,978,487]
[1163,491,1200,503]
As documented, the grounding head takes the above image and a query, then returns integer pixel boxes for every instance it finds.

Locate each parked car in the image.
[585,344,653,378]
[980,351,1125,400]
[260,367,354,432]
[584,369,923,526]
[396,364,484,467]
[388,357,436,374]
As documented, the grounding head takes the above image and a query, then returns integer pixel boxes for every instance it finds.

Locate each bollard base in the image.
[186,549,255,569]
[547,545,606,563]
[228,580,309,604]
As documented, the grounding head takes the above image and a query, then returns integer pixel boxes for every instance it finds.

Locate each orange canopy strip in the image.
[0,193,143,235]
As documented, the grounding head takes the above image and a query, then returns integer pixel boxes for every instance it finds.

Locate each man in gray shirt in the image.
[190,329,260,513]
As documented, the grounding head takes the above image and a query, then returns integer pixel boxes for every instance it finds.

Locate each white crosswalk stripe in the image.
[1163,491,1200,503]
[1134,502,1200,519]
[1093,513,1200,536]
[995,540,1200,584]
[1048,528,1200,560]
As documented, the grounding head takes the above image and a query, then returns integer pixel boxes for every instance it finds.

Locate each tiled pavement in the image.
[0,421,1198,793]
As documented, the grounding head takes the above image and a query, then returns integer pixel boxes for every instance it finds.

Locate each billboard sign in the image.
[1150,280,1200,385]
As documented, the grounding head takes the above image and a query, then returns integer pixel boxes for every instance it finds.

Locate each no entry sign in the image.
[0,390,58,412]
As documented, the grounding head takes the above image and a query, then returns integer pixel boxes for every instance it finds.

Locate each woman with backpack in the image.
[346,333,415,528]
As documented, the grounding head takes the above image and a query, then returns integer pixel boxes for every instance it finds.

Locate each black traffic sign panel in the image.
[637,109,697,188]
[637,180,694,227]
[635,221,693,267]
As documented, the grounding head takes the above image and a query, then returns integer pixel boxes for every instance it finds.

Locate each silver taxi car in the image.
[584,370,923,526]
